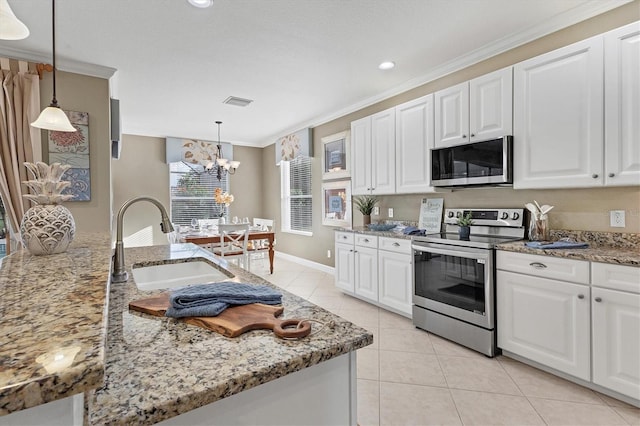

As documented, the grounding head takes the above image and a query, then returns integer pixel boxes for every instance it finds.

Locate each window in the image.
[281,156,312,235]
[169,162,229,225]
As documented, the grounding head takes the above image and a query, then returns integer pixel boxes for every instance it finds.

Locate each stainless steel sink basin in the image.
[131,260,232,291]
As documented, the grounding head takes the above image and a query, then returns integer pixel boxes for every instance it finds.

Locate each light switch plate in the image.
[610,210,625,228]
[373,206,379,216]
[388,208,394,218]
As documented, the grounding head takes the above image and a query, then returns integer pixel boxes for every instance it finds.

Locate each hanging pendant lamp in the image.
[31,0,76,132]
[0,0,29,40]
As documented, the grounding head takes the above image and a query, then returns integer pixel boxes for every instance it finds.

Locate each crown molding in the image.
[259,0,631,148]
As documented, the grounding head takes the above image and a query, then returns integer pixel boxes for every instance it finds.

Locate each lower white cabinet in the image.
[334,232,412,317]
[497,252,640,403]
[497,270,591,380]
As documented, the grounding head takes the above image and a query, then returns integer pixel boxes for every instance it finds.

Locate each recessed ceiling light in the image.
[188,0,213,8]
[378,61,395,70]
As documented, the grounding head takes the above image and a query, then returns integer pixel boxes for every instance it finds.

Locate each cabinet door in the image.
[514,36,604,189]
[395,95,435,193]
[351,116,372,195]
[497,270,590,380]
[354,246,378,302]
[378,250,412,316]
[335,242,354,293]
[604,22,640,187]
[592,287,640,400]
[435,81,469,147]
[470,67,513,142]
[371,108,396,194]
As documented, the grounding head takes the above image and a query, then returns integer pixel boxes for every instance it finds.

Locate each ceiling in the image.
[0,0,630,147]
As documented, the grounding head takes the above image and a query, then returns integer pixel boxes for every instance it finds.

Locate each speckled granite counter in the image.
[496,231,640,267]
[336,226,413,240]
[0,232,112,415]
[86,243,372,425]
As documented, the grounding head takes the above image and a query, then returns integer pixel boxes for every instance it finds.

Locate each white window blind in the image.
[281,156,313,235]
[169,162,229,225]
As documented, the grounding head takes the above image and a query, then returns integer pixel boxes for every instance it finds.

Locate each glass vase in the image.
[529,216,549,241]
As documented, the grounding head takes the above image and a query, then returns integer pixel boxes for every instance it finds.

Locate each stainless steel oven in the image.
[412,208,524,357]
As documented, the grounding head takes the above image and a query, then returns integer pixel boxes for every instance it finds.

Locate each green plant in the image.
[457,212,474,227]
[353,195,378,215]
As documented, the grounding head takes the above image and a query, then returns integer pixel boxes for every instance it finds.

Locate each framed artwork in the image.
[48,110,91,201]
[321,130,350,180]
[322,180,351,227]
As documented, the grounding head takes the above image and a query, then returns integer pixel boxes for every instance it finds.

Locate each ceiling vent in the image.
[223,96,253,107]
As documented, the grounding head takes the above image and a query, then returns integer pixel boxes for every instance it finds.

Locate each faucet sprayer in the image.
[111,196,174,283]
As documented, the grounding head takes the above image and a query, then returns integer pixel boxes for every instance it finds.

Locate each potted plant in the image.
[457,212,473,240]
[353,195,377,226]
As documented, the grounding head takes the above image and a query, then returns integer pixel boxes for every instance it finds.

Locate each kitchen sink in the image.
[132,260,232,291]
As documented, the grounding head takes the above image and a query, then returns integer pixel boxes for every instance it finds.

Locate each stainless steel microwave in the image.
[431,136,513,187]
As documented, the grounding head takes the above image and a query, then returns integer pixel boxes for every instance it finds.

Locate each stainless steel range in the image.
[412,208,524,357]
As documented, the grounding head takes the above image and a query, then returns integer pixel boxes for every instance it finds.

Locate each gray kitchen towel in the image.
[165,282,282,318]
[525,241,589,249]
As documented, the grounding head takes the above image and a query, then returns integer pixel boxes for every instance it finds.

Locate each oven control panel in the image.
[444,208,524,227]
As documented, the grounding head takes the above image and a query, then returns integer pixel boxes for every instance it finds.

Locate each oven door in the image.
[412,241,494,329]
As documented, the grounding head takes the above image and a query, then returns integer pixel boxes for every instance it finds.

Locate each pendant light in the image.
[0,0,29,40]
[31,0,76,132]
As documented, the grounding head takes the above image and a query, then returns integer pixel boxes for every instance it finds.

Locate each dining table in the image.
[182,230,276,274]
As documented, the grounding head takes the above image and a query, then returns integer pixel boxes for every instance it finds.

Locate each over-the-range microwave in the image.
[431,136,513,187]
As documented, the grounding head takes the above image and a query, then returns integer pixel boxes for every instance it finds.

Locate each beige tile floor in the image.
[252,256,640,426]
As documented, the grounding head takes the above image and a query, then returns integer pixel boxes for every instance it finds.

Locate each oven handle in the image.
[411,244,489,261]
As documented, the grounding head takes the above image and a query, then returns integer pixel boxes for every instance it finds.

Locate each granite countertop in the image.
[336,226,413,240]
[496,230,640,267]
[86,243,372,425]
[0,232,112,416]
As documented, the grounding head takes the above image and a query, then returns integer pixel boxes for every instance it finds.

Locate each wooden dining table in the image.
[182,231,275,274]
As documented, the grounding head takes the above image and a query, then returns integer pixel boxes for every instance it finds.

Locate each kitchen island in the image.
[1,235,372,425]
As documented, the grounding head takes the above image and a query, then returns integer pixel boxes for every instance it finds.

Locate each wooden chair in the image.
[212,223,250,269]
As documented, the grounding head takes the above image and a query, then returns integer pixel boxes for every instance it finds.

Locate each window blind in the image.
[169,162,229,225]
[281,156,312,233]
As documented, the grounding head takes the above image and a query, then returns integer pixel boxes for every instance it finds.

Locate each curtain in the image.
[0,58,42,255]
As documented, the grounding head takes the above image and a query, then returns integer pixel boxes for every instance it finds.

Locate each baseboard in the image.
[275,251,335,275]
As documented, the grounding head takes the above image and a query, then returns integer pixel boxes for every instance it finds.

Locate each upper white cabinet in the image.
[351,108,396,195]
[604,21,640,186]
[514,36,604,189]
[395,94,435,193]
[435,67,512,148]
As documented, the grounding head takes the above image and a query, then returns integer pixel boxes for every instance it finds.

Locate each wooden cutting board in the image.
[129,293,311,338]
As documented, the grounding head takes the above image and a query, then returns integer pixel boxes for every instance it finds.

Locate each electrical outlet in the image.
[388,208,394,218]
[327,249,331,258]
[610,210,626,228]
[373,206,380,216]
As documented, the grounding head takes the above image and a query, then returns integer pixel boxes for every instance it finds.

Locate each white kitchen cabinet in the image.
[497,269,591,381]
[378,237,412,316]
[350,108,395,195]
[435,67,512,148]
[604,21,640,187]
[354,246,378,302]
[513,36,604,188]
[591,262,640,401]
[395,94,435,193]
[496,252,591,381]
[335,235,355,293]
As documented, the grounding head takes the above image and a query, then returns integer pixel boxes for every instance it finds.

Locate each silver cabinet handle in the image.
[608,173,614,178]
[363,238,370,243]
[595,297,602,303]
[592,174,599,178]
[578,294,584,299]
[462,134,467,138]
[342,235,348,239]
[392,242,400,247]
[529,262,547,269]
[470,133,475,137]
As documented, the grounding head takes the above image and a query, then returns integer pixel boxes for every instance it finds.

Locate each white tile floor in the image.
[252,256,640,426]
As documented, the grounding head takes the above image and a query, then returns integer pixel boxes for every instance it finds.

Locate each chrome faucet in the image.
[111,196,174,283]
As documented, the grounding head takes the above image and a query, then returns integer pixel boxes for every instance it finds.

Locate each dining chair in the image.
[212,223,250,270]
[250,218,274,269]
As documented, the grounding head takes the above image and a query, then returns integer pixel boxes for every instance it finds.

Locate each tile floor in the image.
[251,256,640,426]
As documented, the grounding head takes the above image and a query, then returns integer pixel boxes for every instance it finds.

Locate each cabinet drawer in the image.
[355,234,378,248]
[497,251,590,284]
[379,237,411,254]
[335,232,354,245]
[592,262,640,294]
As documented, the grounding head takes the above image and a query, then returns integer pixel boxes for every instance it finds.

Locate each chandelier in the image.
[184,121,240,181]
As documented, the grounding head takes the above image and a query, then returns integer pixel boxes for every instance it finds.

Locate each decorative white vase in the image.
[19,161,76,256]
[20,204,76,255]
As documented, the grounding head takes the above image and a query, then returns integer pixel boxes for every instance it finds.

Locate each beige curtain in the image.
[0,58,42,255]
